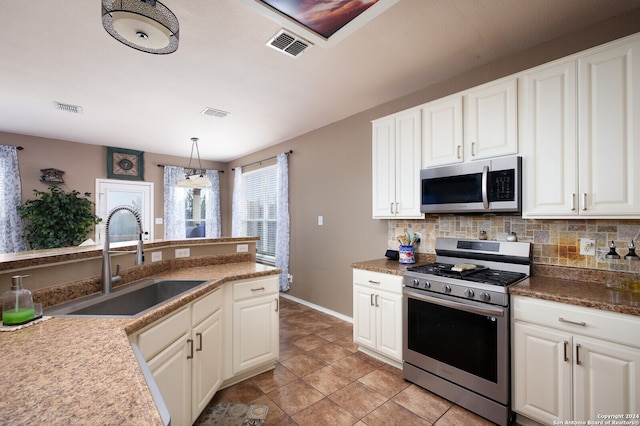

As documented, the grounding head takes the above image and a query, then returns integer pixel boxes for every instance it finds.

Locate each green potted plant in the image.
[17,185,102,250]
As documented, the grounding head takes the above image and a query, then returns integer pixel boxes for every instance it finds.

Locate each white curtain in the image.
[231,166,243,237]
[0,146,27,253]
[163,166,186,239]
[276,153,290,291]
[205,169,221,238]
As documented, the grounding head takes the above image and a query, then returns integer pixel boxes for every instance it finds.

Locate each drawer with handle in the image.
[232,276,279,301]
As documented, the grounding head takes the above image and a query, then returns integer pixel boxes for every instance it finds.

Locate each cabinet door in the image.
[520,60,578,217]
[192,309,223,422]
[513,322,572,424]
[394,108,423,218]
[375,290,402,362]
[465,78,518,160]
[573,335,640,421]
[147,333,191,426]
[422,95,463,166]
[232,294,279,374]
[578,38,640,216]
[353,284,376,350]
[372,116,396,218]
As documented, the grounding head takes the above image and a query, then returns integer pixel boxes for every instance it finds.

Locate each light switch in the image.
[155,217,163,225]
[318,215,323,226]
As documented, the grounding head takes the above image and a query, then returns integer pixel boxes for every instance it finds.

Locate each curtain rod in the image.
[232,149,293,171]
[156,164,224,173]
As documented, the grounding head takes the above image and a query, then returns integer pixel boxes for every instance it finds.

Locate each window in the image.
[243,165,277,263]
[185,188,206,238]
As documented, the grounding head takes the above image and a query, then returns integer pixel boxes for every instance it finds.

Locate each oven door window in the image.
[407,297,498,382]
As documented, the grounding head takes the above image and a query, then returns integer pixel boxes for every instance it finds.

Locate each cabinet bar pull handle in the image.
[370,293,375,306]
[559,317,586,326]
[563,341,569,362]
[582,193,587,211]
[576,343,581,365]
[368,280,381,285]
[275,298,279,312]
[457,145,461,159]
[395,202,399,214]
[187,339,194,359]
[570,193,576,211]
[196,333,203,352]
[375,294,379,307]
[390,203,394,214]
[251,287,265,292]
[471,142,476,157]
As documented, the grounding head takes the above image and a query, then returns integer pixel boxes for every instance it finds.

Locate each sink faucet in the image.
[102,206,145,294]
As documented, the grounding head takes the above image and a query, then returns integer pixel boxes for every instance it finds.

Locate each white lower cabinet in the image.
[352,269,402,365]
[133,287,225,426]
[512,296,640,424]
[231,276,279,375]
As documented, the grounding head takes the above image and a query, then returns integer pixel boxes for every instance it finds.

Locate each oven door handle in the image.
[404,287,505,317]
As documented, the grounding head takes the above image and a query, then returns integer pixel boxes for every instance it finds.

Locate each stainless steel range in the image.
[403,237,531,426]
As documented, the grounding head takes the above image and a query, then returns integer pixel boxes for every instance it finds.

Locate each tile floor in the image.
[205,297,497,425]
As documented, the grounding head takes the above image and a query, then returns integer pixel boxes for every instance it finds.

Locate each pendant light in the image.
[102,0,179,55]
[178,138,212,188]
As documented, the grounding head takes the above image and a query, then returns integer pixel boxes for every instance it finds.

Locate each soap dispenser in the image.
[2,275,35,326]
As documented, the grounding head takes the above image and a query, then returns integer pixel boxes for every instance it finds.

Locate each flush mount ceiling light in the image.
[102,0,179,54]
[178,138,212,188]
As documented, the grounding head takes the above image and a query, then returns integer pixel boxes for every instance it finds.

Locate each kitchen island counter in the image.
[0,261,280,426]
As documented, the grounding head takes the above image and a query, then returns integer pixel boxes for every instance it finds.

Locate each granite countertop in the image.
[0,262,280,425]
[352,258,640,317]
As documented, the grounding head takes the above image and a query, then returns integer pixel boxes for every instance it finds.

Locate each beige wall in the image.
[2,132,226,239]
[4,9,640,317]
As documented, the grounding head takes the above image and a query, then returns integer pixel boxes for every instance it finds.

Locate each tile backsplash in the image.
[389,216,640,273]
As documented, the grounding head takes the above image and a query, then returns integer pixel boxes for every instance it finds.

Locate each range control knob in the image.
[480,292,491,302]
[464,289,475,298]
[442,284,452,294]
[412,279,420,287]
[425,281,431,289]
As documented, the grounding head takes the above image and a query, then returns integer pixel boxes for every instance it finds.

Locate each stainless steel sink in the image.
[46,279,208,318]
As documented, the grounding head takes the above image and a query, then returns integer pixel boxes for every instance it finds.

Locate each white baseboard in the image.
[279,293,353,323]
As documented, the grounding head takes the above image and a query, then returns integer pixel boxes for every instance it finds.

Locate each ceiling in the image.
[1,0,639,162]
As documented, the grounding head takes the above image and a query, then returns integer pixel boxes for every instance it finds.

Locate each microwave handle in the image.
[482,165,489,209]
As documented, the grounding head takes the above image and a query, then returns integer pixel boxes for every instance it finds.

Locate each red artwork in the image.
[260,0,380,39]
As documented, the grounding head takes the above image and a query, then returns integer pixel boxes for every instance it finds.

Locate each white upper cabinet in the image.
[422,94,463,166]
[522,34,640,218]
[578,38,640,217]
[520,59,578,217]
[372,108,423,219]
[422,78,518,168]
[464,78,518,161]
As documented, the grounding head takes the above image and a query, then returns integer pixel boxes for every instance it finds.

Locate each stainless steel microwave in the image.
[420,156,522,214]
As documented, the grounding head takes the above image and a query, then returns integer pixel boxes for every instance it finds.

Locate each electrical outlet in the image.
[236,244,248,253]
[580,238,596,256]
[175,248,190,258]
[415,232,422,243]
[151,251,162,262]
[288,274,293,283]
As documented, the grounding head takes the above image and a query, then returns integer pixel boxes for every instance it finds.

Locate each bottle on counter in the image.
[2,275,35,326]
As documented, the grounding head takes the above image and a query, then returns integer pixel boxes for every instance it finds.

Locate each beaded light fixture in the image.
[102,0,179,54]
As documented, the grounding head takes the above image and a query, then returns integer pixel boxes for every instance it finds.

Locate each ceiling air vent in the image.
[53,101,83,114]
[266,30,311,57]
